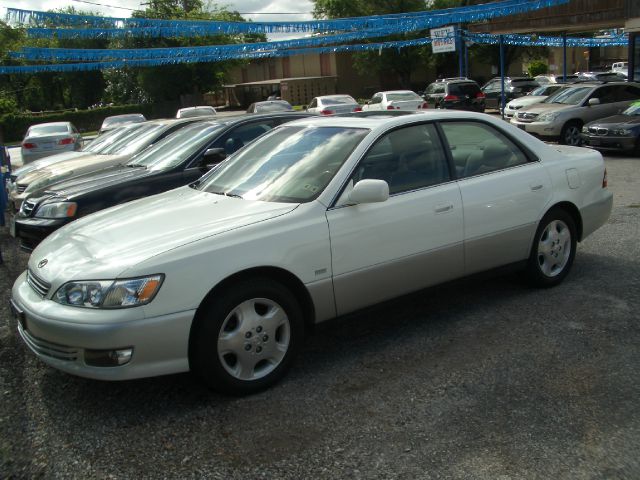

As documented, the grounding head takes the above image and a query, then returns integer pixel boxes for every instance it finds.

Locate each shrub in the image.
[527,60,549,77]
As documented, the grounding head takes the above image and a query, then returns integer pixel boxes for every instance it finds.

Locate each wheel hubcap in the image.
[217,298,291,381]
[537,219,571,277]
[565,126,581,146]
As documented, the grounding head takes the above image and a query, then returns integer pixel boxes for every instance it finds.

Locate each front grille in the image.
[27,269,51,297]
[508,105,523,110]
[18,323,79,361]
[20,199,37,217]
[516,112,539,122]
[587,127,609,136]
[16,185,27,194]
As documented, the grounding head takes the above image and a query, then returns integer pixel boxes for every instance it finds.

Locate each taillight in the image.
[386,105,397,110]
[354,106,362,112]
[420,102,429,109]
[58,137,74,145]
[444,95,459,101]
[476,92,486,99]
[602,168,608,188]
[22,142,36,149]
[320,109,334,115]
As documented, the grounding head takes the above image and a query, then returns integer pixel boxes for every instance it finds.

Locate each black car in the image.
[14,112,315,250]
[422,78,485,112]
[481,77,539,110]
[581,101,640,155]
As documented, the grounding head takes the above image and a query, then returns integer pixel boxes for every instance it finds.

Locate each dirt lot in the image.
[1,153,639,479]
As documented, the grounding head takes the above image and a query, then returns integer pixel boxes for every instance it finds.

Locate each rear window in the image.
[426,83,446,95]
[448,83,480,96]
[322,96,357,105]
[28,124,69,136]
[386,92,422,101]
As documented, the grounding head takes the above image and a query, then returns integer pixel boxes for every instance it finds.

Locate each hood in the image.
[29,186,298,284]
[21,154,128,195]
[45,165,153,199]
[586,114,640,127]
[507,96,548,108]
[519,103,573,114]
[13,151,89,179]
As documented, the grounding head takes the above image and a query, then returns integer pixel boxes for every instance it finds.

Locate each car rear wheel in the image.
[560,121,583,146]
[524,209,577,287]
[190,278,304,395]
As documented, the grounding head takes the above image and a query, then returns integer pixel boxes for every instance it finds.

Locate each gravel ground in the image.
[1,152,639,479]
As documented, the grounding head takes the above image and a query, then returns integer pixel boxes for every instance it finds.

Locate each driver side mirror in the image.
[201,147,226,169]
[348,179,389,205]
[588,98,600,106]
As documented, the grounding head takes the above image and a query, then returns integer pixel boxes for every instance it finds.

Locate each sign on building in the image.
[431,26,456,54]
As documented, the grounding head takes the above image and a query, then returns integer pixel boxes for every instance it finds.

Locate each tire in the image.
[524,209,577,288]
[190,278,304,395]
[560,121,583,146]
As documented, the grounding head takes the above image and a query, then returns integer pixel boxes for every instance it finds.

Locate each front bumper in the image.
[14,216,70,251]
[11,271,195,381]
[580,134,637,152]
[510,118,562,138]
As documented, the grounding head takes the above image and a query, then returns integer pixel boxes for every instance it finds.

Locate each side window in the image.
[616,85,640,101]
[349,123,450,195]
[308,99,317,109]
[590,86,617,104]
[371,96,382,104]
[440,121,529,178]
[213,121,277,155]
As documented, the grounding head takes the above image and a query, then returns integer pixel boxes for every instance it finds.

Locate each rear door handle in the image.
[434,203,454,214]
[530,184,543,191]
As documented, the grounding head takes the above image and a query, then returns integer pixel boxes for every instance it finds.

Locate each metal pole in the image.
[563,32,567,82]
[500,34,505,119]
[464,33,469,77]
[458,25,464,78]
[628,32,636,83]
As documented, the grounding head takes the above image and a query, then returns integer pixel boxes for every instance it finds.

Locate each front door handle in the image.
[434,203,454,214]
[530,184,544,191]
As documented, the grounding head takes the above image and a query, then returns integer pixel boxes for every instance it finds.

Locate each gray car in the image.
[21,122,83,164]
[511,82,640,145]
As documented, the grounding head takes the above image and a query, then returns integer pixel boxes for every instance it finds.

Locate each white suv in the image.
[510,82,640,145]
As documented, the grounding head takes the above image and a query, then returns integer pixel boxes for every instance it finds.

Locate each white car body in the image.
[11,112,612,391]
[504,96,549,118]
[306,95,361,115]
[362,90,428,111]
[21,122,83,164]
[176,106,217,118]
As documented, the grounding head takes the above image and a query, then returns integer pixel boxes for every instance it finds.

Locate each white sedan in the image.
[21,122,83,164]
[305,95,362,115]
[11,112,612,395]
[362,90,428,111]
[503,84,565,118]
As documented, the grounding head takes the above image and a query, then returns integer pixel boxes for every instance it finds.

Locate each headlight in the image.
[582,126,589,133]
[537,112,559,122]
[612,128,632,136]
[34,202,77,219]
[54,274,164,308]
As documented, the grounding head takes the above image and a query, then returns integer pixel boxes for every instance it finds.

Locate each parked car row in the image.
[6,107,613,395]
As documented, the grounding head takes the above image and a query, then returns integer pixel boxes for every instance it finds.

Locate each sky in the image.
[0,0,315,23]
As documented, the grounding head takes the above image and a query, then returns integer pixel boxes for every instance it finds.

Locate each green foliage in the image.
[0,93,18,115]
[527,60,548,77]
[0,104,156,142]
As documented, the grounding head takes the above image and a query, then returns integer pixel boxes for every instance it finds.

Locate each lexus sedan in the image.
[11,112,612,395]
[21,122,83,164]
[362,90,428,111]
[305,95,362,115]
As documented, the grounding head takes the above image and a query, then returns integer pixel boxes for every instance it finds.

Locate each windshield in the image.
[83,124,144,153]
[28,124,68,136]
[622,102,640,116]
[387,92,421,101]
[543,86,591,105]
[322,96,357,106]
[128,122,224,170]
[196,126,369,203]
[530,85,562,96]
[100,123,167,156]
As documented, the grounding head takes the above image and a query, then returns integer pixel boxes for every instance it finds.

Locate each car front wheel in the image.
[524,209,577,287]
[191,278,304,395]
[560,121,583,146]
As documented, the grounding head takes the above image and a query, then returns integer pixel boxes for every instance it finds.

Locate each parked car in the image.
[21,122,83,164]
[99,113,146,134]
[305,95,362,115]
[176,106,217,118]
[511,81,640,145]
[246,100,293,113]
[9,119,201,213]
[422,78,485,112]
[534,74,579,85]
[481,77,539,109]
[10,111,612,394]
[14,112,314,250]
[575,71,628,82]
[503,84,566,118]
[362,90,428,111]
[580,100,640,154]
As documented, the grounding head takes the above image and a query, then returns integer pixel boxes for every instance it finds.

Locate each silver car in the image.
[99,113,146,134]
[511,82,640,145]
[305,95,362,115]
[176,106,217,118]
[21,122,83,164]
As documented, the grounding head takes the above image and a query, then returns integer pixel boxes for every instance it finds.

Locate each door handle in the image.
[530,184,543,191]
[434,203,454,214]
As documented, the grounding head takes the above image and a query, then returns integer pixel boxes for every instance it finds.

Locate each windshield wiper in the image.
[208,190,243,198]
[126,164,146,168]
